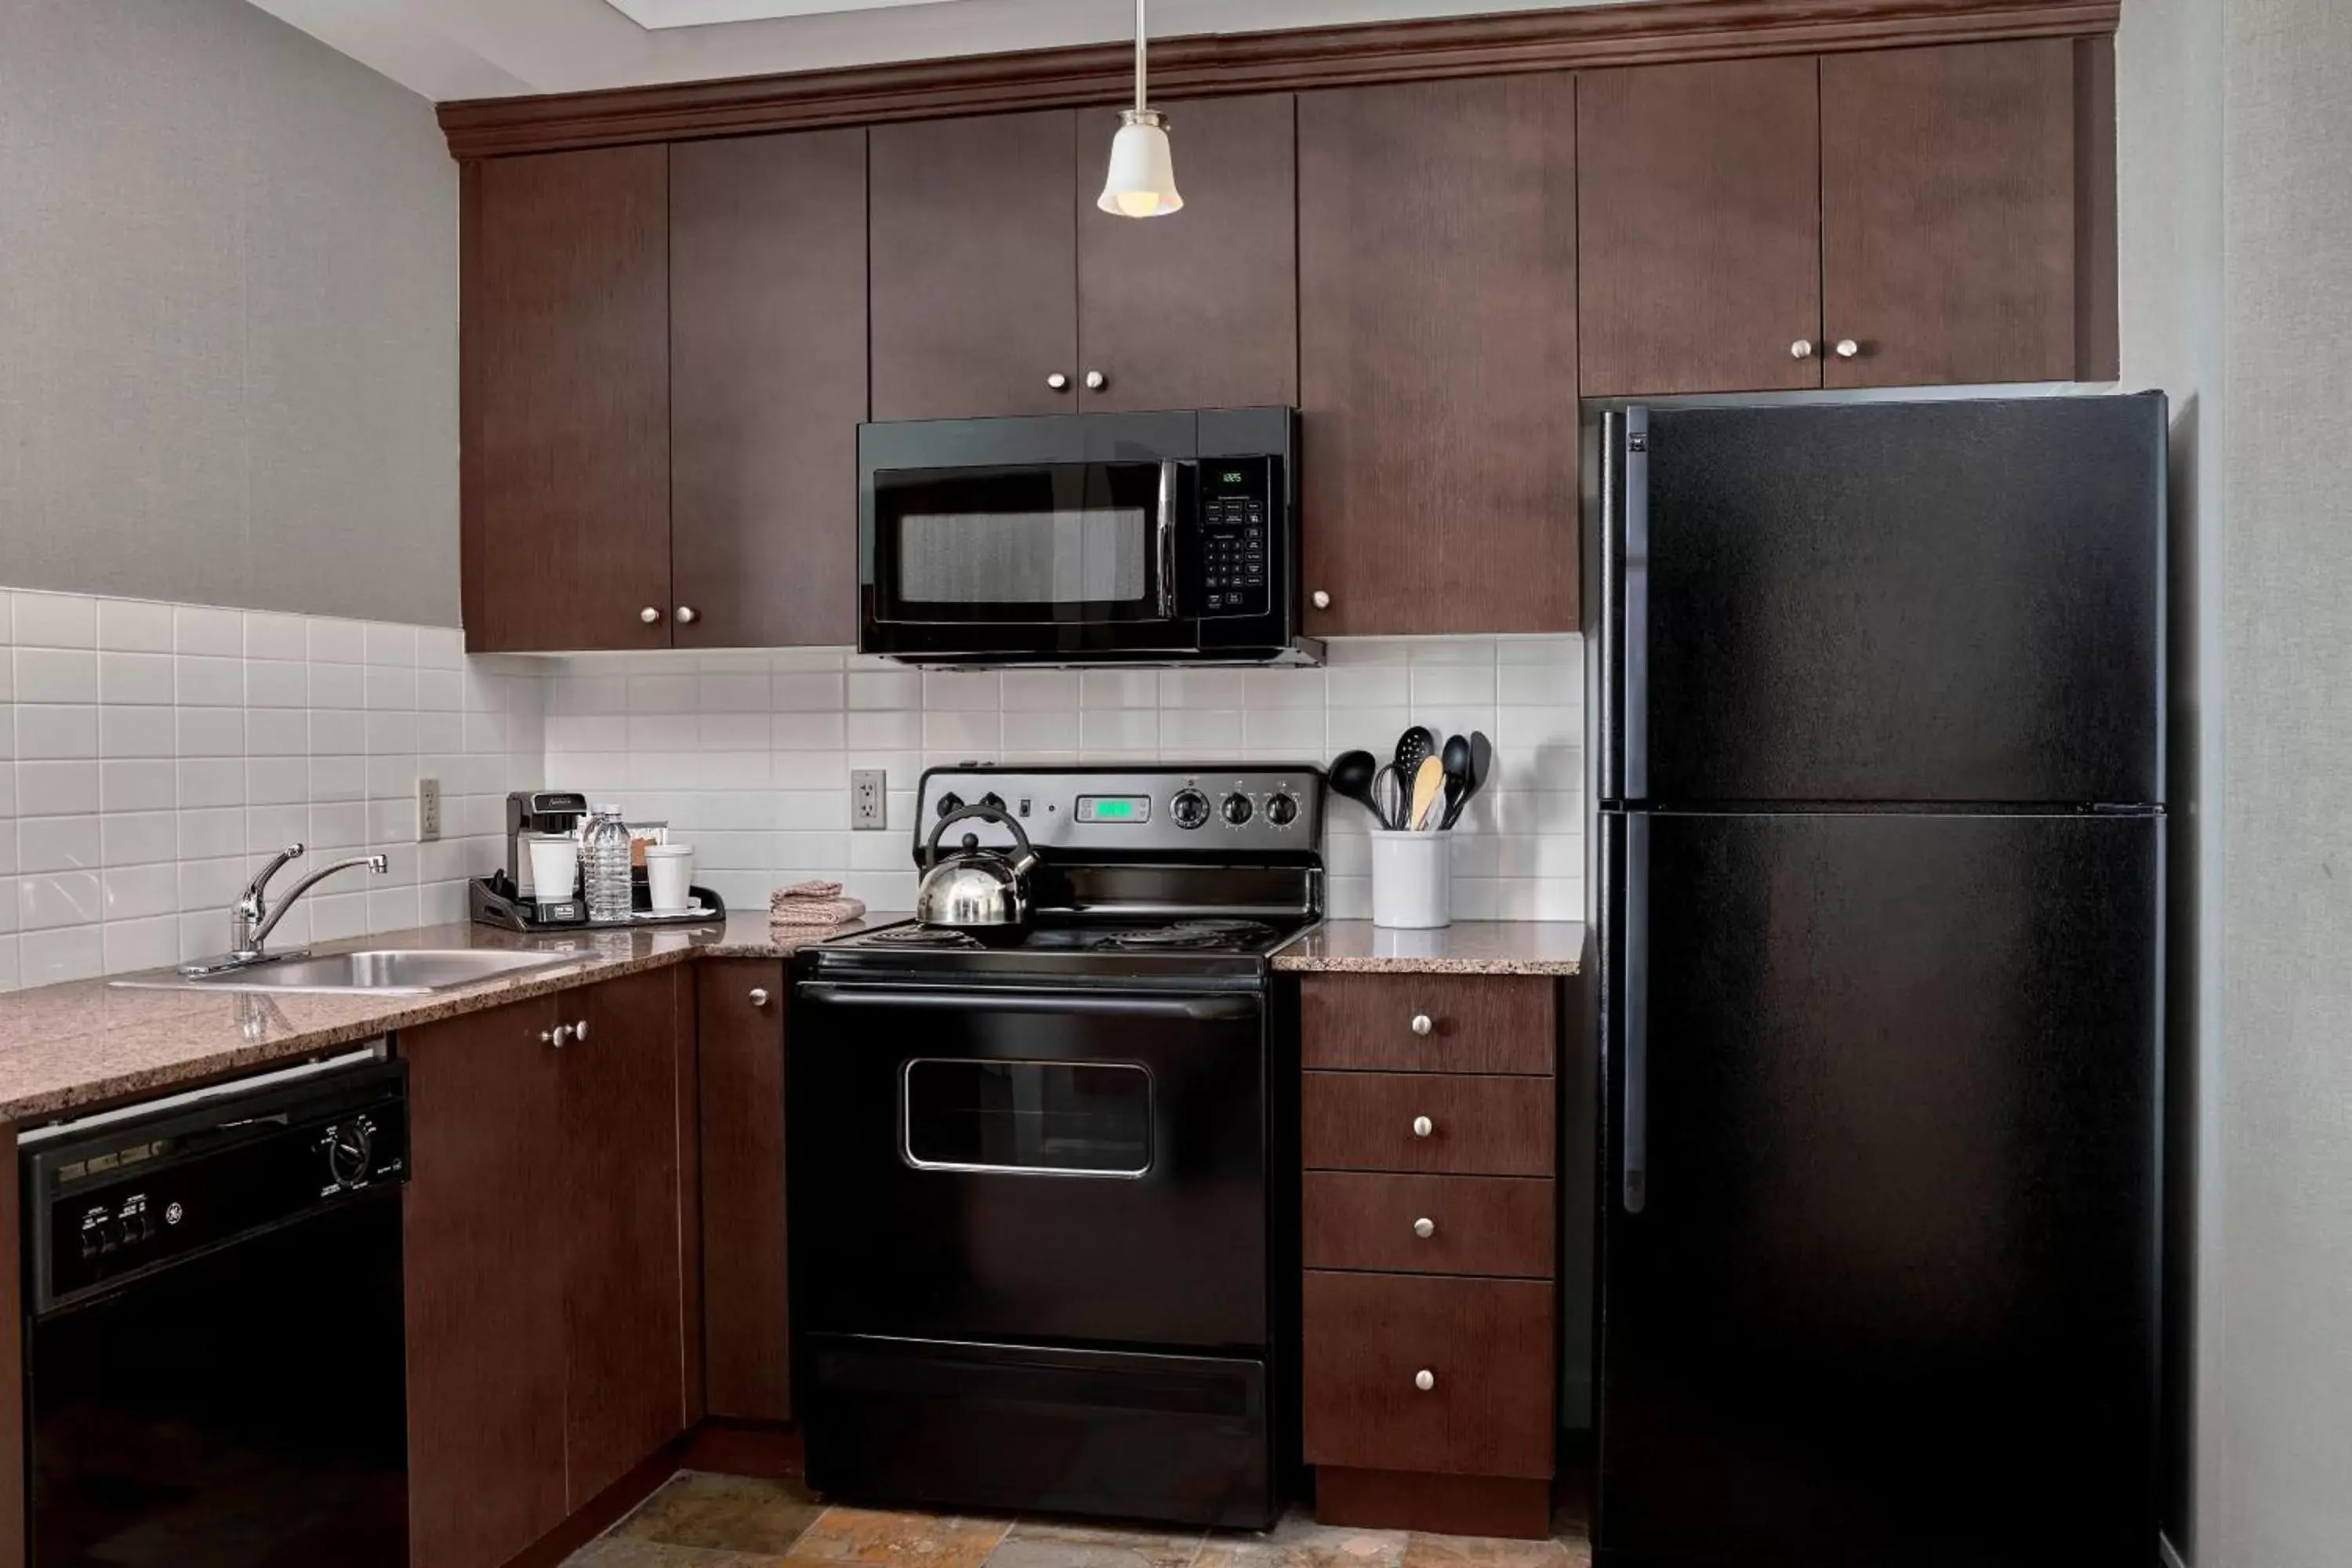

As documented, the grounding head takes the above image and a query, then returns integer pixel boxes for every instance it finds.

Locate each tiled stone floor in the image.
[570,1472,1594,1568]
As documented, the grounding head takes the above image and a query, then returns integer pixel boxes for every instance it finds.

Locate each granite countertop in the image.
[1273,920,1586,975]
[0,911,891,1127]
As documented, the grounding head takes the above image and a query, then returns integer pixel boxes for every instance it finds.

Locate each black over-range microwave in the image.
[857,407,1318,666]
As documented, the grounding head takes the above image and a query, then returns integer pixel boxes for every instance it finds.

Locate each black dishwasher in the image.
[20,1050,410,1568]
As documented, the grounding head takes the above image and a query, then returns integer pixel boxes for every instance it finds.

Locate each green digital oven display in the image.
[1076,796,1150,823]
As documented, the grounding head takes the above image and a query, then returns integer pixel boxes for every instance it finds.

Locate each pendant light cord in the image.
[1133,0,1148,115]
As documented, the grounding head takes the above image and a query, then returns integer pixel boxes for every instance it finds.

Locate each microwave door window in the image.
[877,463,1168,624]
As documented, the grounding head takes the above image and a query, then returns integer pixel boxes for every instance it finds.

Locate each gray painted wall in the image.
[2209,0,2352,1563]
[0,0,459,626]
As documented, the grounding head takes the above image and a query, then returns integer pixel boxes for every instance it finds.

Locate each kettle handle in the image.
[922,803,1038,870]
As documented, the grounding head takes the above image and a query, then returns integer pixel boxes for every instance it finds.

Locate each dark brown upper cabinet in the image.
[871,97,1298,421]
[1577,57,1825,397]
[461,146,672,653]
[870,110,1080,421]
[1821,38,2095,389]
[1298,74,1579,637]
[1076,94,1298,413]
[670,129,869,647]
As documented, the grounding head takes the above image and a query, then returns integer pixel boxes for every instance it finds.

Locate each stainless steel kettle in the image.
[915,804,1040,938]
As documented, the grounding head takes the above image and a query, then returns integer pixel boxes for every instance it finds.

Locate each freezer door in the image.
[1593,394,2165,806]
[1595,808,2159,1568]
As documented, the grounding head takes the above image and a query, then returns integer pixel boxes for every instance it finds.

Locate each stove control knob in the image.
[1171,789,1211,829]
[1221,793,1254,826]
[326,1118,375,1191]
[1264,792,1299,827]
[935,792,964,819]
[981,793,1007,814]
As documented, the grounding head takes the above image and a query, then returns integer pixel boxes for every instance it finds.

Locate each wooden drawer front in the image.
[1301,975,1555,1075]
[1304,1172,1553,1279]
[1303,1072,1555,1177]
[1303,1272,1555,1479]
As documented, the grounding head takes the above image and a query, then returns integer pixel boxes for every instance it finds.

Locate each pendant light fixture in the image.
[1098,0,1181,218]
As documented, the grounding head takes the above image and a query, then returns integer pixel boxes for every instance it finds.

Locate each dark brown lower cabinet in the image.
[404,971,689,1568]
[698,959,792,1421]
[405,994,569,1568]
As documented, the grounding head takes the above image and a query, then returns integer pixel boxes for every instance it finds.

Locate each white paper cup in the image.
[644,844,695,913]
[1370,829,1452,930]
[524,833,579,902]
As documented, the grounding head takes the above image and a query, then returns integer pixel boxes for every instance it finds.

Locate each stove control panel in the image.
[917,766,1323,856]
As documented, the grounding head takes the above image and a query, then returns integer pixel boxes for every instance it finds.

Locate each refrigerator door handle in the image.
[1622,408,1650,801]
[1622,813,1649,1214]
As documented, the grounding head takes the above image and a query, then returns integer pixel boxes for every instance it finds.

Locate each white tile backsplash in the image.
[540,636,1585,924]
[0,586,547,991]
[0,594,1583,993]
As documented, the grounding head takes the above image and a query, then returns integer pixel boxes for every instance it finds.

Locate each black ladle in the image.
[1327,750,1383,824]
[1437,733,1474,828]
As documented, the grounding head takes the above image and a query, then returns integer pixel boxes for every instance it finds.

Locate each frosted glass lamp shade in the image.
[1098,110,1181,218]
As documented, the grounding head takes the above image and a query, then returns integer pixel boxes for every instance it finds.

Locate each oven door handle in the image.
[1156,459,1181,620]
[799,984,1259,1022]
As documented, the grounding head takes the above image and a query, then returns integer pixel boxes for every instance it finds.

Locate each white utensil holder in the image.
[1370,830,1452,930]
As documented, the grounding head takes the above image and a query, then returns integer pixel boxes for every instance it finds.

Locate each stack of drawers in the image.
[1298,973,1559,1539]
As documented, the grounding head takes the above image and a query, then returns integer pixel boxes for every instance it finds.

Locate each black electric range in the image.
[789,764,1326,1530]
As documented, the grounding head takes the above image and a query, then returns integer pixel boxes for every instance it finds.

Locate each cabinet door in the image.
[1076,93,1298,413]
[404,996,568,1568]
[1821,40,2079,389]
[671,129,867,648]
[1578,58,1824,396]
[561,968,689,1504]
[462,146,670,652]
[1298,75,1579,636]
[699,960,792,1421]
[870,110,1078,419]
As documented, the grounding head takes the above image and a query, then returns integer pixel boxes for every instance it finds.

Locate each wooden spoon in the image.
[1409,755,1446,831]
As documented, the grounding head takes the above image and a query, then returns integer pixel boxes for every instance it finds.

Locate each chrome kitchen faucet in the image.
[178,843,390,979]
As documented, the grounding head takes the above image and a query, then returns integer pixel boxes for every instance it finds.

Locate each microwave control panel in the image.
[1197,459,1272,619]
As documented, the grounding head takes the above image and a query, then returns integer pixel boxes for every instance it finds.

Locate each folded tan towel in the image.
[769,880,869,927]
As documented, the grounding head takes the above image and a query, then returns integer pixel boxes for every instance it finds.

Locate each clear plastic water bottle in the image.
[582,804,635,924]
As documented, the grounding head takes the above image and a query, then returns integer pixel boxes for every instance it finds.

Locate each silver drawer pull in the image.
[1410,1013,1432,1036]
[543,1024,573,1049]
[748,987,771,1007]
[1414,1369,1436,1392]
[1413,1216,1436,1239]
[1411,1115,1434,1138]
[572,1018,590,1042]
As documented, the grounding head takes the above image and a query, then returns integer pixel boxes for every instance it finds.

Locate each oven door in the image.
[791,983,1267,1352]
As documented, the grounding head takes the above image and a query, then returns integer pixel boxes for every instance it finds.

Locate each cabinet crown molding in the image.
[438,0,2119,161]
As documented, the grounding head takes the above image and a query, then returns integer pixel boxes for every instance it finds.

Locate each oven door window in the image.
[902,1059,1153,1176]
[873,463,1175,625]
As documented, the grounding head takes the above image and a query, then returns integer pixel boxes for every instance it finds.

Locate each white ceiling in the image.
[241,0,1624,103]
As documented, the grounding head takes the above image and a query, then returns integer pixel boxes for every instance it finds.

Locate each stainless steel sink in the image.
[113,949,575,996]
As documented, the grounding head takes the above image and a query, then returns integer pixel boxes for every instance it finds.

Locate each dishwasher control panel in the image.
[20,1054,407,1314]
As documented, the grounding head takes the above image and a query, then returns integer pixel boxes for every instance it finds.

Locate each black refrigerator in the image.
[1586,394,2165,1568]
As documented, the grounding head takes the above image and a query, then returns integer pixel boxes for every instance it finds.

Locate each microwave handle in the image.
[1156,460,1181,619]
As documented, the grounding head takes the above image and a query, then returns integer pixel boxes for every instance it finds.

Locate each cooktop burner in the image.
[829,916,1289,958]
[861,925,985,950]
[1098,919,1276,951]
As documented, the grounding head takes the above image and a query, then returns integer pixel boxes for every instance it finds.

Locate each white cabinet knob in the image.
[543,1023,574,1048]
[1835,339,1861,359]
[1414,1369,1436,1392]
[1413,1217,1436,1240]
[639,607,661,624]
[1790,339,1816,360]
[1047,372,1070,391]
[1411,1115,1434,1138]
[572,1018,590,1042]
[1084,369,1107,391]
[675,606,699,625]
[1410,1013,1432,1036]
[748,987,771,1007]
[1311,590,1331,610]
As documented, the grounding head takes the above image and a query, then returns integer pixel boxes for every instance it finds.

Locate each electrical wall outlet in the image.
[851,769,887,830]
[416,777,442,842]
